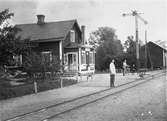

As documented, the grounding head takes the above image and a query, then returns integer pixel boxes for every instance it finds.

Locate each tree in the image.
[88,27,123,71]
[89,27,117,49]
[124,35,146,70]
[124,36,136,55]
[23,50,61,80]
[123,36,137,69]
[0,9,28,66]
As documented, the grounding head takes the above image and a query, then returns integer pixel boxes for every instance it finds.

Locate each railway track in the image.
[4,71,165,121]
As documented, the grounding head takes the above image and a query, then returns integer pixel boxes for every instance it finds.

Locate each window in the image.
[68,54,73,64]
[70,30,75,42]
[41,51,52,63]
[13,55,22,66]
[81,51,86,64]
[89,52,94,64]
[64,54,68,65]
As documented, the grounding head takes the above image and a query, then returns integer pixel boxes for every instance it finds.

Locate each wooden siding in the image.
[37,41,60,57]
[148,42,163,68]
[64,48,78,53]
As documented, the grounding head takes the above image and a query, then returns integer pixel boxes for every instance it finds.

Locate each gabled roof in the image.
[15,19,78,42]
[148,41,167,50]
[154,40,167,50]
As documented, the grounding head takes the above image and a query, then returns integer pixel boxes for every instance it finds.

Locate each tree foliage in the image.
[23,51,61,80]
[0,9,29,66]
[89,27,123,71]
[123,36,137,69]
[124,35,147,70]
[124,36,136,55]
[89,27,116,49]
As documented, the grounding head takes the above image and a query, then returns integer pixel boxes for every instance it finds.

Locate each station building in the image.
[15,15,95,76]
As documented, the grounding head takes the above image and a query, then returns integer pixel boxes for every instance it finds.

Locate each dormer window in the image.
[70,30,75,42]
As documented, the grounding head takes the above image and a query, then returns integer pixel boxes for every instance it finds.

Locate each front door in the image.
[67,53,78,72]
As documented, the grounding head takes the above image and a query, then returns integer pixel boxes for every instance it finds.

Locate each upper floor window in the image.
[70,30,75,42]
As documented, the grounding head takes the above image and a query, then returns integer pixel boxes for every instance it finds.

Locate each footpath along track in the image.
[4,71,165,121]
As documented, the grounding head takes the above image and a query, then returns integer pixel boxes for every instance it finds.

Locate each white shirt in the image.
[123,62,127,67]
[110,62,116,75]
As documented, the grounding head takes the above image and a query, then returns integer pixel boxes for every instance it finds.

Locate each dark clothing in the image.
[110,74,115,87]
[131,65,136,73]
[123,68,125,76]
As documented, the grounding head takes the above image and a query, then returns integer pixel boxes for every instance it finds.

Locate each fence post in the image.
[76,72,79,82]
[33,74,38,94]
[34,80,38,94]
[60,78,63,88]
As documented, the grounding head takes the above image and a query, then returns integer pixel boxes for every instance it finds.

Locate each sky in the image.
[0,0,166,44]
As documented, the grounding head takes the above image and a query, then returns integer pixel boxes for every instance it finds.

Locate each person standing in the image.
[123,59,127,76]
[109,59,116,87]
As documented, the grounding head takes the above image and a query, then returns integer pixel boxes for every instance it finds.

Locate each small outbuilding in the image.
[146,41,167,69]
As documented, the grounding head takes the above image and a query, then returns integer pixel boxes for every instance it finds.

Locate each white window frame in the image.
[41,51,52,62]
[81,50,86,65]
[89,51,94,65]
[13,54,22,66]
[66,52,78,64]
[66,52,78,71]
[70,30,75,42]
[64,53,68,65]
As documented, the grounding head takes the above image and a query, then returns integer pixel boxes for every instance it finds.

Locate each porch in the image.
[63,44,95,75]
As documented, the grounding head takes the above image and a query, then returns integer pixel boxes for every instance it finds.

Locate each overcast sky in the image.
[0,0,166,44]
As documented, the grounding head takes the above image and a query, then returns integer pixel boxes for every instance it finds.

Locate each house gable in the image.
[63,21,82,47]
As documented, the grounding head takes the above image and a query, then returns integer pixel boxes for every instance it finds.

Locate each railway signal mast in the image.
[122,10,148,73]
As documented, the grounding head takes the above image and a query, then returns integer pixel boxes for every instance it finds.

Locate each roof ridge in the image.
[63,19,77,40]
[149,41,167,50]
[15,19,77,26]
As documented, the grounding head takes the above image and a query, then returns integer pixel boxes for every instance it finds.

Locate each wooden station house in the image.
[15,15,95,77]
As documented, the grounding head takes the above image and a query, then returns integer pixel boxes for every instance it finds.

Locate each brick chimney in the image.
[37,15,45,24]
[81,25,85,44]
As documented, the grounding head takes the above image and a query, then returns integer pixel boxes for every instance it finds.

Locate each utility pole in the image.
[122,10,148,73]
[145,30,147,70]
[134,13,140,73]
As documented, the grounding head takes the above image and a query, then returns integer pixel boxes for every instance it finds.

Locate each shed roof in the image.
[15,19,78,42]
[149,40,167,50]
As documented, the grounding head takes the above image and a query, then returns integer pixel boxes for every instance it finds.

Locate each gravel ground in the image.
[1,73,140,120]
[50,75,167,121]
[0,70,164,121]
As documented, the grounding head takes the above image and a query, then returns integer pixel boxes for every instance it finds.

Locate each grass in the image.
[0,78,77,100]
